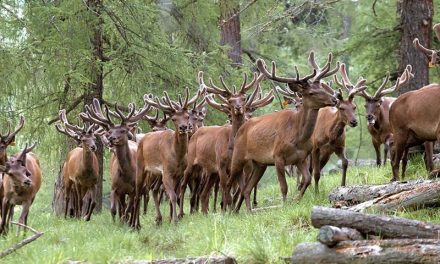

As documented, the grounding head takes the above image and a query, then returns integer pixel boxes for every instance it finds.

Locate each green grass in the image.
[1,155,438,264]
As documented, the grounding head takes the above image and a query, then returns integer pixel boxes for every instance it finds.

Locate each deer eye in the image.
[353,106,357,110]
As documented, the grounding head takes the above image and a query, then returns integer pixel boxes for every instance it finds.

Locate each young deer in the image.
[0,144,42,235]
[359,65,413,167]
[0,116,25,219]
[81,99,151,222]
[131,88,203,228]
[55,110,99,221]
[310,64,366,193]
[229,51,339,212]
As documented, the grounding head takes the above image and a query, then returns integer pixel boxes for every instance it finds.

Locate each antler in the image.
[308,52,340,82]
[206,94,230,114]
[333,63,367,100]
[0,115,25,143]
[249,88,274,109]
[198,71,231,97]
[17,142,37,163]
[113,101,151,125]
[373,65,413,98]
[413,38,438,66]
[80,98,114,129]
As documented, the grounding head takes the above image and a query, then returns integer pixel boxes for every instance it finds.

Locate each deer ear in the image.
[127,131,134,140]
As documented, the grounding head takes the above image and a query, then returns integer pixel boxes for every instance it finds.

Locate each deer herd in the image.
[0,35,439,234]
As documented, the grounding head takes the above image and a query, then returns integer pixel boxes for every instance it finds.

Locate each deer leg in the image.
[239,162,266,212]
[74,184,82,218]
[401,147,409,179]
[252,184,258,208]
[373,140,381,167]
[274,157,288,203]
[84,186,96,222]
[1,198,10,234]
[179,165,194,218]
[200,173,217,214]
[119,193,127,220]
[424,141,434,173]
[110,190,117,222]
[335,147,348,186]
[213,178,219,212]
[391,138,406,182]
[312,149,321,194]
[383,141,390,166]
[152,188,162,225]
[162,175,178,223]
[18,201,31,234]
[296,159,312,199]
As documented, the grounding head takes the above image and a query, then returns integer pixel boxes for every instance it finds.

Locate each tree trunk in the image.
[219,0,241,67]
[397,0,433,94]
[85,0,105,212]
[291,239,440,264]
[311,206,440,239]
[133,256,236,264]
[328,179,439,207]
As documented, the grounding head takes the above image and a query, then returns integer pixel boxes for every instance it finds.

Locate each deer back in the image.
[390,83,440,141]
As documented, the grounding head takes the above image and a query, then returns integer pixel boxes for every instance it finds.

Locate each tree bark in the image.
[311,206,440,239]
[85,0,105,211]
[219,0,242,67]
[132,256,236,264]
[317,225,364,246]
[291,239,440,264]
[397,0,433,94]
[328,179,439,207]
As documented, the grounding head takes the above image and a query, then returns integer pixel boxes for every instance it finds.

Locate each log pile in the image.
[328,179,440,212]
[290,206,440,263]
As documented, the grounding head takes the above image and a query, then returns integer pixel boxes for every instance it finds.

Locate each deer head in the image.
[198,70,268,119]
[330,64,368,127]
[413,23,440,66]
[189,98,208,133]
[0,143,36,188]
[256,51,340,110]
[276,85,303,110]
[360,65,413,126]
[56,109,98,152]
[144,88,204,135]
[143,109,171,132]
[81,99,151,147]
[0,116,25,164]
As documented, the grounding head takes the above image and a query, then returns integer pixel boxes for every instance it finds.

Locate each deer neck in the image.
[114,141,133,174]
[297,107,319,144]
[228,113,246,151]
[173,132,188,161]
[0,154,6,166]
[81,147,96,173]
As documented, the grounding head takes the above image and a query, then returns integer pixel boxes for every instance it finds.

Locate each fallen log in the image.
[328,179,439,207]
[317,225,364,246]
[349,180,440,212]
[311,206,440,239]
[291,239,440,264]
[0,222,44,258]
[132,256,236,264]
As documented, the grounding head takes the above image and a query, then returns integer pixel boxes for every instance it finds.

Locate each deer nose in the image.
[179,125,188,131]
[90,145,97,152]
[108,136,115,142]
[350,120,358,127]
[24,179,31,186]
[331,97,338,105]
[366,114,374,121]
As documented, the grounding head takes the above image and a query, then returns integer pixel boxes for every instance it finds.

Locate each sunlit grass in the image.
[1,155,437,263]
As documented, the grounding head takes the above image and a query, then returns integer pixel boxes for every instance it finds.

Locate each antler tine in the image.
[198,71,229,96]
[250,89,274,109]
[246,82,261,106]
[4,115,25,142]
[178,94,184,108]
[373,73,390,98]
[376,65,413,97]
[312,52,340,81]
[275,85,296,99]
[163,91,178,110]
[308,51,320,70]
[55,123,80,141]
[257,59,305,84]
[85,99,114,127]
[182,87,190,109]
[339,63,354,88]
[143,109,160,124]
[413,38,437,66]
[206,95,230,114]
[60,109,85,133]
[218,76,232,94]
[129,102,152,123]
[19,142,37,160]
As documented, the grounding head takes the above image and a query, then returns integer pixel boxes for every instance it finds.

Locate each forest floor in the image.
[1,155,440,264]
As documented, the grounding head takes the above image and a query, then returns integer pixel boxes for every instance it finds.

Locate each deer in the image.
[389,36,440,181]
[130,88,203,228]
[310,64,367,193]
[228,51,339,212]
[55,109,99,221]
[358,65,413,168]
[80,98,151,222]
[179,77,273,215]
[0,143,42,235]
[0,116,25,219]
